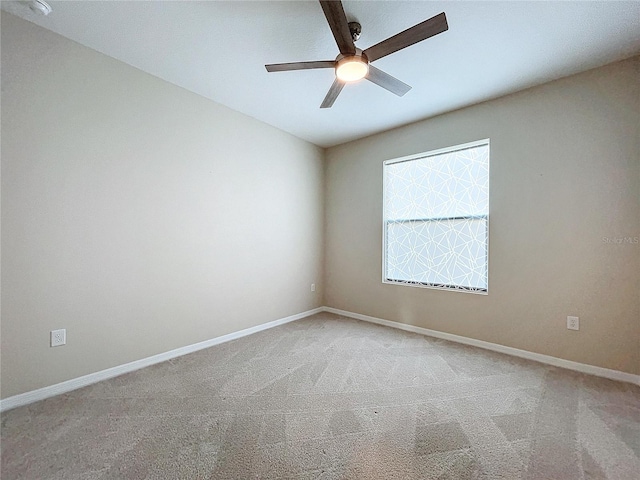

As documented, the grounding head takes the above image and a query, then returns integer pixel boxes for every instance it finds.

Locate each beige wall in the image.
[1,14,324,399]
[2,12,638,401]
[325,57,640,375]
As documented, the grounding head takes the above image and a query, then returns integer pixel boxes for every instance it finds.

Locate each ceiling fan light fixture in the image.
[336,56,369,82]
[265,2,448,108]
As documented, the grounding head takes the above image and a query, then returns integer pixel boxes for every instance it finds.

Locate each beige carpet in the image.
[2,312,639,479]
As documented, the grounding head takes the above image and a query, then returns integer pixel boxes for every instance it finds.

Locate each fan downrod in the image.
[348,22,361,42]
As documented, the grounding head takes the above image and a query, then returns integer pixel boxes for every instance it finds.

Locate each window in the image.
[383,140,489,293]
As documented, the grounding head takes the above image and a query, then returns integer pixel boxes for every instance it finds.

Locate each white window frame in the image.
[382,139,490,294]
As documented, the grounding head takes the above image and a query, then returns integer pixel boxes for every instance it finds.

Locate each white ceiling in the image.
[3,1,640,147]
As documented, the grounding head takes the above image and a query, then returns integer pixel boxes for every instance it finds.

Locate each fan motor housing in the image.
[335,49,368,64]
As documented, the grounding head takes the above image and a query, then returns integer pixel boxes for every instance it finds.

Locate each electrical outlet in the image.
[311,283,316,292]
[567,316,579,331]
[51,329,66,347]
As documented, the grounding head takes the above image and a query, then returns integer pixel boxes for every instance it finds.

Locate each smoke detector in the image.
[29,0,52,16]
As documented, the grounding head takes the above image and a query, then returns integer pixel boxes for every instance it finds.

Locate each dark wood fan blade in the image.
[364,12,448,63]
[366,65,411,96]
[265,61,335,72]
[320,78,345,108]
[319,1,356,55]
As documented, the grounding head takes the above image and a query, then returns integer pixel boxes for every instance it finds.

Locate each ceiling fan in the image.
[265,1,448,108]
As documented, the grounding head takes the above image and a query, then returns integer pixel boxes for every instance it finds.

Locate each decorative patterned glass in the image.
[383,140,489,293]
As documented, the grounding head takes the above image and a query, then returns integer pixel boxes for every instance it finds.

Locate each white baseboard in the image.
[322,306,640,386]
[0,307,323,412]
[3,305,637,412]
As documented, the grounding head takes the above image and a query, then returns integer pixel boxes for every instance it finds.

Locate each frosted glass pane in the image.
[385,144,489,219]
[386,218,488,290]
